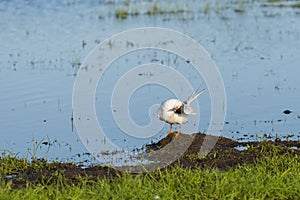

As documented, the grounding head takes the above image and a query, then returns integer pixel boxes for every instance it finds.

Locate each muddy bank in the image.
[121,133,300,172]
[3,133,300,189]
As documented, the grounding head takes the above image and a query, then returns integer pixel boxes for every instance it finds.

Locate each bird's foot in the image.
[167,131,180,137]
[149,149,155,154]
[174,132,180,137]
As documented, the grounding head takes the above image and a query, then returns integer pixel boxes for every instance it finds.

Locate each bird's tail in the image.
[184,88,205,105]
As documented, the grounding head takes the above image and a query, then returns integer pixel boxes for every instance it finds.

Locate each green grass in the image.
[1,146,300,199]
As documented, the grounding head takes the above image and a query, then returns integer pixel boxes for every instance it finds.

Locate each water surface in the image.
[0,0,300,165]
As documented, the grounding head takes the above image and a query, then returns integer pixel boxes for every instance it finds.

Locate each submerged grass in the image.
[115,9,129,19]
[1,143,300,199]
[262,0,300,9]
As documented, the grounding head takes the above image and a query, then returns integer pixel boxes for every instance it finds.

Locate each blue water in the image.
[1,0,300,165]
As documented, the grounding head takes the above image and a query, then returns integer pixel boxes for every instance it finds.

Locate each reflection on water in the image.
[0,0,300,165]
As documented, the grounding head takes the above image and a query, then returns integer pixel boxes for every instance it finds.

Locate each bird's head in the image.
[173,104,184,114]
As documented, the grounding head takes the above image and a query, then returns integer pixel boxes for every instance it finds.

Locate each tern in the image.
[157,88,205,136]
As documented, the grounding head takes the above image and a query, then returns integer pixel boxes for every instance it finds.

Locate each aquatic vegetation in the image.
[234,2,246,13]
[146,4,162,15]
[82,40,87,49]
[204,2,210,14]
[145,3,184,15]
[292,3,300,8]
[70,58,81,69]
[115,9,129,19]
[261,0,300,8]
[114,2,186,20]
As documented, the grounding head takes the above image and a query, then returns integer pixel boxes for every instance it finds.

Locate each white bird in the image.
[157,88,205,137]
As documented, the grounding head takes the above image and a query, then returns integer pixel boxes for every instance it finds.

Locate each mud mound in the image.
[142,132,300,169]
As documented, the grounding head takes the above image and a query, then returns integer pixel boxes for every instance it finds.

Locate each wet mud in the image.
[5,133,300,189]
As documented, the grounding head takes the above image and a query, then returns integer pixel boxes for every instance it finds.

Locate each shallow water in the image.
[0,0,300,165]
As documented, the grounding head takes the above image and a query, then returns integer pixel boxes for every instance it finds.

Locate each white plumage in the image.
[157,88,205,136]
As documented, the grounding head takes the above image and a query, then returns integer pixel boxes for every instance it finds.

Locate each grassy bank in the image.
[1,142,300,199]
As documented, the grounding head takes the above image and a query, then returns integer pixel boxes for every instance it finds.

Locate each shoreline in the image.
[2,132,300,189]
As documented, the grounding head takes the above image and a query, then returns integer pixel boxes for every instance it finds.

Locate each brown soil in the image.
[6,133,300,189]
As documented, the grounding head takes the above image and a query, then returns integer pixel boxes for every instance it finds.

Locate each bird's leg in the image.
[175,124,182,137]
[168,124,173,136]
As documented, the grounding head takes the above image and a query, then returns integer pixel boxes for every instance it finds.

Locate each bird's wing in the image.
[184,88,205,105]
